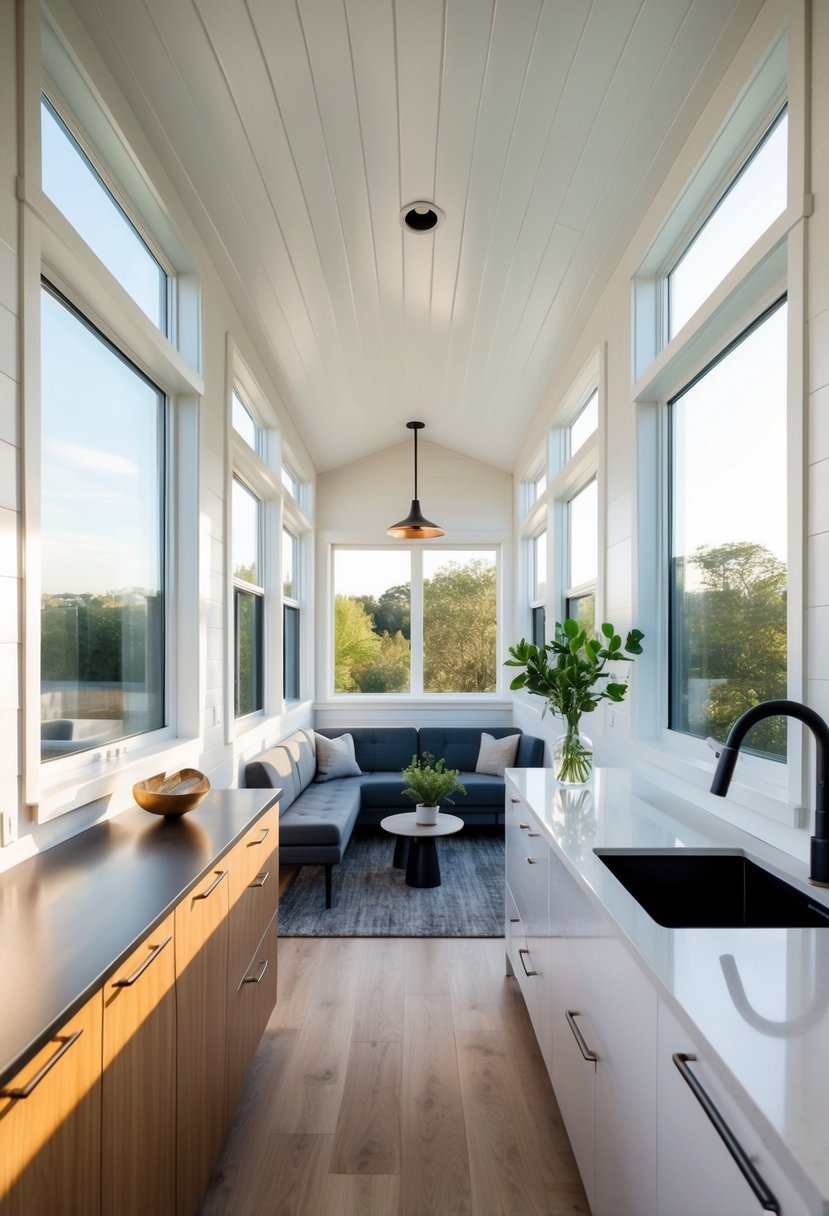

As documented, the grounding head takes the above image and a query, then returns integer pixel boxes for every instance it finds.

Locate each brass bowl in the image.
[133,768,211,816]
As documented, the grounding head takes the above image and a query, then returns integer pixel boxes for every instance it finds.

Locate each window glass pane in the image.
[531,605,546,650]
[232,478,260,586]
[232,389,257,448]
[532,471,547,502]
[669,109,787,337]
[566,593,595,637]
[570,389,598,454]
[40,286,164,760]
[423,551,497,693]
[670,300,787,758]
[235,589,263,716]
[282,529,297,599]
[334,550,411,692]
[284,603,300,701]
[41,96,167,332]
[569,480,598,590]
[282,465,299,498]
[533,532,546,600]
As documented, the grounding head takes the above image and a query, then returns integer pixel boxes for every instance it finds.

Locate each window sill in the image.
[599,732,803,831]
[34,733,201,825]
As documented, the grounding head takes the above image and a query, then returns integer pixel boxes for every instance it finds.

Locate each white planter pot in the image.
[415,804,439,826]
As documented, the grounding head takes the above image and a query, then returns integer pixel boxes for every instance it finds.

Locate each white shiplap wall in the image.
[0,0,19,847]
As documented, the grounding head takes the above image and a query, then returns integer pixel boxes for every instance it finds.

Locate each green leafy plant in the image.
[506,620,645,783]
[400,752,467,807]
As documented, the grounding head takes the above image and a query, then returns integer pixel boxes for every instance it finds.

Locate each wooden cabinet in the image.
[225,808,279,1118]
[0,993,102,1216]
[175,862,231,1216]
[657,998,811,1216]
[101,913,176,1216]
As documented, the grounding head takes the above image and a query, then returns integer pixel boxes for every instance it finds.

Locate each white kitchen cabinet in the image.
[548,840,657,1216]
[505,793,553,1074]
[657,997,811,1216]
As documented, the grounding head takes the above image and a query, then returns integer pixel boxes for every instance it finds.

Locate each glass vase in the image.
[553,721,593,786]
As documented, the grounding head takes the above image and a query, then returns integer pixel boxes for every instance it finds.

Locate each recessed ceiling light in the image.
[400,201,444,232]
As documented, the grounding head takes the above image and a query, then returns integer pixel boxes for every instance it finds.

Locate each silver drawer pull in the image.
[519,823,531,830]
[510,798,520,803]
[113,935,172,987]
[672,1053,779,1214]
[243,959,269,985]
[248,871,269,889]
[526,857,541,864]
[566,1010,598,1063]
[1,1030,83,1099]
[249,826,270,846]
[527,831,541,837]
[194,869,227,900]
[518,948,538,977]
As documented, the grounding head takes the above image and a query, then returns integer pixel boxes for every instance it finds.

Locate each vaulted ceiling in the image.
[68,0,763,472]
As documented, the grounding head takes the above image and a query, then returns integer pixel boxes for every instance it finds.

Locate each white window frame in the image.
[327,543,503,701]
[21,7,204,822]
[630,13,808,828]
[282,526,301,703]
[232,472,266,721]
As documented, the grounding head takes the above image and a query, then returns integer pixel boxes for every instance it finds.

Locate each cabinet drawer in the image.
[225,921,278,1120]
[657,998,812,1216]
[102,914,176,1216]
[228,855,279,984]
[0,992,102,1216]
[230,808,278,895]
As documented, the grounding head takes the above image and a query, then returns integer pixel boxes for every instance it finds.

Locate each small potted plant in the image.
[506,619,644,785]
[401,752,467,825]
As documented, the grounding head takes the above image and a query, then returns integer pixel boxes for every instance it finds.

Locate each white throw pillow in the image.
[475,732,520,778]
[313,732,362,782]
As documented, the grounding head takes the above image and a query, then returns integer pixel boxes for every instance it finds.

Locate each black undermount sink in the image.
[594,850,829,928]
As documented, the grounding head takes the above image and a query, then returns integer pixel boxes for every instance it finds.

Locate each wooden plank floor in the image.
[201,937,590,1216]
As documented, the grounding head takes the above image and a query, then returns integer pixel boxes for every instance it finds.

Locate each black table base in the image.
[403,837,441,888]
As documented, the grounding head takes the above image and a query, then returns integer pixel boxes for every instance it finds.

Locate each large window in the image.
[668,107,787,338]
[41,95,169,332]
[40,284,165,760]
[565,479,597,633]
[333,548,497,695]
[233,477,264,718]
[669,299,788,757]
[283,528,300,701]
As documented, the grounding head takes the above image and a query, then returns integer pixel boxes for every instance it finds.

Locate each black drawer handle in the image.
[672,1053,779,1213]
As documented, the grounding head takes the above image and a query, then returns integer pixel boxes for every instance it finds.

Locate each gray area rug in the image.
[278,827,505,937]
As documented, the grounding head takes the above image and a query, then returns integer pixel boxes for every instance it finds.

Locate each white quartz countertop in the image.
[505,766,829,1213]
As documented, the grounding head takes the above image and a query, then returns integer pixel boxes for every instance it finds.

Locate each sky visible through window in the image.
[41,96,167,331]
[669,109,787,337]
[41,288,164,598]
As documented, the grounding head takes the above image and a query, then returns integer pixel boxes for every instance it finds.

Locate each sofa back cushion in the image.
[418,726,523,773]
[280,728,317,790]
[516,733,545,767]
[244,745,298,812]
[316,727,418,774]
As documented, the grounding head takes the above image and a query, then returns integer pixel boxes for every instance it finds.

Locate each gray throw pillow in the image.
[314,732,362,782]
[475,732,520,778]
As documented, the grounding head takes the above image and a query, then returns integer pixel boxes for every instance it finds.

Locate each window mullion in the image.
[410,548,424,695]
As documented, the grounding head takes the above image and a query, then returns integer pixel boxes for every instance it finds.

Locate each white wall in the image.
[0,0,19,855]
[316,439,514,728]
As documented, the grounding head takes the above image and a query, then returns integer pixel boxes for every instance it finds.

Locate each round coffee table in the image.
[380,812,464,888]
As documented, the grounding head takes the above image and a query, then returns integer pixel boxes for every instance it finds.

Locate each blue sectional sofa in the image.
[244,725,544,907]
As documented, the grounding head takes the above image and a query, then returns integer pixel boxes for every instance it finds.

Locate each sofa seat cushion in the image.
[419,727,523,774]
[453,772,508,808]
[355,771,411,810]
[279,780,362,847]
[317,727,418,774]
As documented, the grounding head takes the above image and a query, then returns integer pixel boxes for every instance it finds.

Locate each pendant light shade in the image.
[387,421,445,539]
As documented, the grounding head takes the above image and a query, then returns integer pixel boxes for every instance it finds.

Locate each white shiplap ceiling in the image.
[67,0,763,473]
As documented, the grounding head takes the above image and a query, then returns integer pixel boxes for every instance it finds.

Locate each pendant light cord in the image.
[412,424,418,498]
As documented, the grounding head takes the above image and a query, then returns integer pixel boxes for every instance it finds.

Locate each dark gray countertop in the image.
[0,788,279,1088]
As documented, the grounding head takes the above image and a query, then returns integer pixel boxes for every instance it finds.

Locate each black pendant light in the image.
[387,421,445,539]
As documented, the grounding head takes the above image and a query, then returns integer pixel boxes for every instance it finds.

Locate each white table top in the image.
[380,811,464,838]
